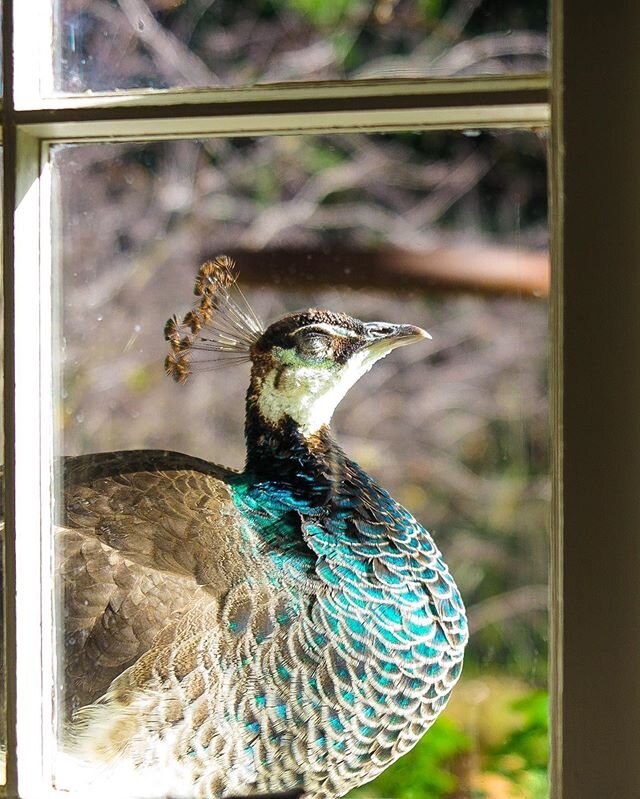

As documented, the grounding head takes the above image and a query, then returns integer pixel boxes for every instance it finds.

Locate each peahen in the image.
[49,257,467,797]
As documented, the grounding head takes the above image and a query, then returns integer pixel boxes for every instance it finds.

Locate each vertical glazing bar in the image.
[2,0,18,790]
[560,1,640,797]
[13,0,53,109]
[9,130,47,799]
[38,142,56,796]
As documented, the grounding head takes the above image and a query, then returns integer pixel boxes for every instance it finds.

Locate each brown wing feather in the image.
[2,450,254,715]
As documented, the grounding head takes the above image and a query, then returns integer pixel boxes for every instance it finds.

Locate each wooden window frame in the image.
[2,0,639,797]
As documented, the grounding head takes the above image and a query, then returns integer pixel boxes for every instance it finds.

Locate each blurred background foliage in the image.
[53,128,549,798]
[56,0,548,91]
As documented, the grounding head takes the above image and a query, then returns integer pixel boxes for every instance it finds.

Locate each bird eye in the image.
[294,331,331,361]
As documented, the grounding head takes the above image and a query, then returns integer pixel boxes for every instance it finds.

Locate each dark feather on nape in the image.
[164,256,263,383]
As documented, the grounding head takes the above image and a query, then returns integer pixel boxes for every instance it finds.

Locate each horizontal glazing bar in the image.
[18,103,549,143]
[14,73,549,112]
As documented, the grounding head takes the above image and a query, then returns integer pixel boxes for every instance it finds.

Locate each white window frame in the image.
[3,0,639,797]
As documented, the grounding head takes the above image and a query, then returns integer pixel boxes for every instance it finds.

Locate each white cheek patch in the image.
[257,349,383,437]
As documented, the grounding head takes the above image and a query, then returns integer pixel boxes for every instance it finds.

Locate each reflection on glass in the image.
[52,132,548,798]
[54,0,548,93]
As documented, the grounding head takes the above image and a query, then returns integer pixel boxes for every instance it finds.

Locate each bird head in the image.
[165,257,430,440]
[249,309,430,438]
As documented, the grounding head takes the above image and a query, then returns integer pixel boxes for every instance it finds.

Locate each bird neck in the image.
[243,390,341,506]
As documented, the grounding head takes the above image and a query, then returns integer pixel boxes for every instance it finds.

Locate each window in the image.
[3,2,640,799]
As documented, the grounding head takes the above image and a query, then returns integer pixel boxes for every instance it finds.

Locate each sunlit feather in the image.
[164,256,263,383]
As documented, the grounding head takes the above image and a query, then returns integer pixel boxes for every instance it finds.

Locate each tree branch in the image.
[222,246,550,297]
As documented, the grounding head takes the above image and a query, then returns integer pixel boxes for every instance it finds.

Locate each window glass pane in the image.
[51,131,548,798]
[55,1,548,93]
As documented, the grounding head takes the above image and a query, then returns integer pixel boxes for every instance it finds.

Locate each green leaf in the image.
[418,0,443,21]
[483,690,549,799]
[284,0,361,28]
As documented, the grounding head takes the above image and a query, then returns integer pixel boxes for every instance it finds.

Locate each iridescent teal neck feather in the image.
[219,383,469,797]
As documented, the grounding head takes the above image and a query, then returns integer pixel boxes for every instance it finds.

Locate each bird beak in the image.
[363,322,431,356]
